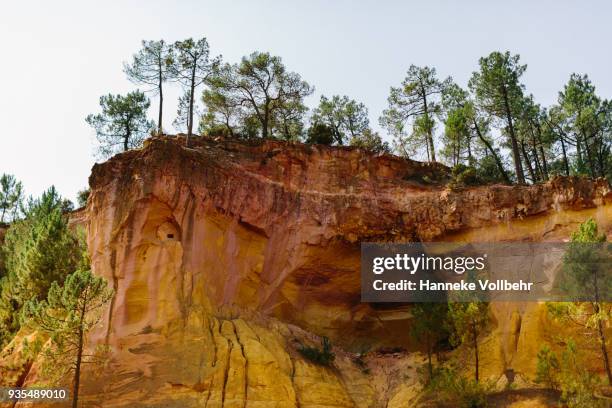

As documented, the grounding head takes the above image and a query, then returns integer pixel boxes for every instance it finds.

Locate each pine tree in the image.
[0,174,24,223]
[305,123,335,145]
[380,65,451,162]
[447,301,490,382]
[311,95,370,145]
[124,40,172,133]
[0,187,83,345]
[206,51,312,140]
[86,91,154,158]
[441,83,511,183]
[410,302,449,380]
[469,52,527,184]
[25,269,113,408]
[548,218,611,384]
[168,37,221,144]
[349,128,390,153]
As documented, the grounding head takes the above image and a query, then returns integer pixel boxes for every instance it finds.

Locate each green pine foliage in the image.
[421,365,494,408]
[205,51,312,140]
[546,219,612,385]
[349,129,391,153]
[535,341,606,407]
[0,187,85,346]
[409,302,449,381]
[447,301,490,382]
[306,123,335,145]
[85,90,154,158]
[0,174,24,223]
[535,345,560,390]
[311,95,370,145]
[76,188,90,208]
[24,269,113,407]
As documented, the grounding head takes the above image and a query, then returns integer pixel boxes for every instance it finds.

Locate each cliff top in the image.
[89,135,611,241]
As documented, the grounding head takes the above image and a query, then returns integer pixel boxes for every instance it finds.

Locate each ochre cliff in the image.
[8,136,612,407]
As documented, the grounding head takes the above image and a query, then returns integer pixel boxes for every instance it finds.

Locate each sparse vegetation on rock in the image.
[298,336,336,367]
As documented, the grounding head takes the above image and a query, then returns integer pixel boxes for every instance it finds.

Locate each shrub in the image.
[423,366,493,408]
[77,188,90,208]
[450,164,482,188]
[306,123,335,145]
[535,345,560,390]
[298,336,335,366]
[534,341,607,407]
[349,129,390,153]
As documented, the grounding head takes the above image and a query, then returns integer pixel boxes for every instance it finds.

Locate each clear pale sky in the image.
[1,0,611,202]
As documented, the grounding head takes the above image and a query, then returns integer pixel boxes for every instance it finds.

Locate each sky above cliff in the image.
[1,0,611,202]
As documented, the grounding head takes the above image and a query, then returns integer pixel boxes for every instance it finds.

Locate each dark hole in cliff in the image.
[167,234,174,239]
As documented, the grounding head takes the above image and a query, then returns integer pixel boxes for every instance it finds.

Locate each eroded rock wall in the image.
[14,136,612,407]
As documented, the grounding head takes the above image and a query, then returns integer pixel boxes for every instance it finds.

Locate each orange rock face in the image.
[25,136,612,406]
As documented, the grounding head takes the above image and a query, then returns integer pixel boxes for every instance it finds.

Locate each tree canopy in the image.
[311,95,370,145]
[168,37,221,143]
[469,51,527,183]
[0,174,23,223]
[205,52,313,139]
[91,39,612,185]
[86,90,154,158]
[124,40,172,133]
[380,65,451,162]
[25,269,113,408]
[0,187,85,345]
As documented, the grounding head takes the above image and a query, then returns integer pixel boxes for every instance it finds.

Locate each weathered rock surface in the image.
[6,135,612,407]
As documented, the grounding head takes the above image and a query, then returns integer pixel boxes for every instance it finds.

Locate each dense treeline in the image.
[87,38,611,184]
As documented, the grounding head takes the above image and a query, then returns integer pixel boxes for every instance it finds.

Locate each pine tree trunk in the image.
[472,119,511,184]
[582,132,597,177]
[576,138,584,171]
[187,65,196,146]
[262,100,270,139]
[158,74,163,133]
[472,321,479,382]
[502,90,525,184]
[521,141,536,182]
[593,269,611,385]
[422,92,436,162]
[427,332,433,380]
[529,130,543,181]
[560,136,570,176]
[72,327,83,408]
[535,123,549,180]
[72,301,87,408]
[597,315,612,385]
[123,128,131,152]
[538,144,549,180]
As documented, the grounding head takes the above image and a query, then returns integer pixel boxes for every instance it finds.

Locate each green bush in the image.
[535,341,606,407]
[423,366,493,408]
[535,345,560,390]
[349,129,390,153]
[298,336,335,366]
[450,164,482,188]
[305,123,335,145]
[76,188,90,208]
